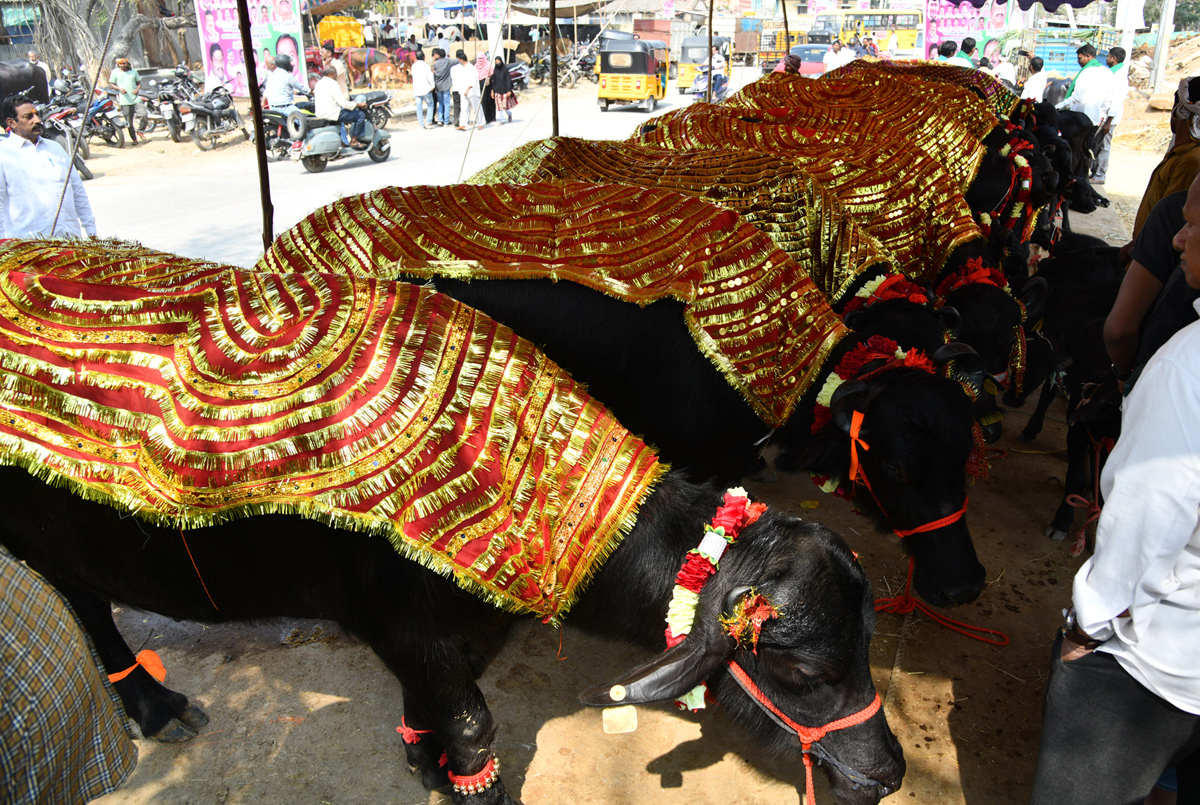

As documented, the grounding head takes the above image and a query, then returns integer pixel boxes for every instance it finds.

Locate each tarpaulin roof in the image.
[511,0,610,18]
[951,0,1106,12]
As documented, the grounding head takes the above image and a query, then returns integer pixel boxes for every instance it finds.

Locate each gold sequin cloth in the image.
[728,71,998,147]
[257,182,849,427]
[0,238,665,621]
[468,137,899,303]
[823,58,1022,120]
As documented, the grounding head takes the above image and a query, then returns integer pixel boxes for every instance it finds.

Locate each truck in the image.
[733,17,763,65]
[758,20,805,73]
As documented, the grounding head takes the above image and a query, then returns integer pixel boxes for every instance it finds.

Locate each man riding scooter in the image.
[313,64,369,149]
[264,54,310,115]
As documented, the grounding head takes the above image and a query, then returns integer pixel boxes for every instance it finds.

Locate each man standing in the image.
[431,48,453,127]
[451,49,479,130]
[313,65,368,148]
[822,40,854,72]
[411,52,435,129]
[1092,46,1130,185]
[1029,172,1200,805]
[108,56,141,147]
[0,95,97,238]
[321,43,349,95]
[264,54,308,116]
[1022,56,1048,101]
[1131,77,1200,240]
[1057,44,1115,127]
[955,36,977,66]
[26,51,50,96]
[886,28,899,55]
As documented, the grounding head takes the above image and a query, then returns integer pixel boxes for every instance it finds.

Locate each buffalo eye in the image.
[883,460,905,481]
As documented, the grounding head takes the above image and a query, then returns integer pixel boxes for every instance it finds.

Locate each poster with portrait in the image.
[196,0,305,97]
[922,0,1011,61]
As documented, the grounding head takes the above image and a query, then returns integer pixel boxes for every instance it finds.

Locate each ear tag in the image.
[602,705,638,734]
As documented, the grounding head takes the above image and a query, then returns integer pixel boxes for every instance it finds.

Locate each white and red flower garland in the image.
[664,486,768,712]
[842,274,931,315]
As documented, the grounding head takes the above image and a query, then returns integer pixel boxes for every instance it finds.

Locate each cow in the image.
[344,46,392,86]
[0,468,907,805]
[0,58,50,117]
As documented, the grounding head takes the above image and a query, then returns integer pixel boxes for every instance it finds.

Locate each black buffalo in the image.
[0,58,50,116]
[411,276,987,608]
[0,468,906,805]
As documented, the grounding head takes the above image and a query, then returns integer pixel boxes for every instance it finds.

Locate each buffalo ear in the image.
[579,629,732,707]
[831,380,869,435]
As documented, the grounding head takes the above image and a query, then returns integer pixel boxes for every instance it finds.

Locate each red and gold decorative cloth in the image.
[727,73,996,167]
[257,182,849,427]
[468,137,897,303]
[822,58,1021,120]
[630,98,985,189]
[0,238,665,622]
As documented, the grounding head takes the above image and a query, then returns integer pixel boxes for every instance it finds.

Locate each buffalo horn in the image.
[935,306,962,340]
[932,343,985,397]
[579,626,731,707]
[831,380,870,435]
[723,586,754,618]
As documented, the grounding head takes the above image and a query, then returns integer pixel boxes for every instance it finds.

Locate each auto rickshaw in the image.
[677,35,730,94]
[597,39,668,112]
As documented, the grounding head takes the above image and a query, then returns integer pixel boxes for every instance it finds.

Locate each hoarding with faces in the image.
[197,0,305,96]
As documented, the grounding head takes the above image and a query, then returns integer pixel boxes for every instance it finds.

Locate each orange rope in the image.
[1065,435,1110,558]
[179,527,219,611]
[108,649,166,683]
[875,558,1009,646]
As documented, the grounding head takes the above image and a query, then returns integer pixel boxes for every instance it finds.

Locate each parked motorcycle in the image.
[83,91,127,149]
[35,102,93,181]
[179,86,249,151]
[506,62,529,92]
[152,66,201,143]
[528,52,552,86]
[360,90,394,131]
[285,103,390,173]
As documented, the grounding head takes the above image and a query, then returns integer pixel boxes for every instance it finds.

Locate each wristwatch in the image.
[1062,607,1103,650]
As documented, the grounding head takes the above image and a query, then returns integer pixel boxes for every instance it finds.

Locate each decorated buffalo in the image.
[0,247,904,805]
[259,183,989,608]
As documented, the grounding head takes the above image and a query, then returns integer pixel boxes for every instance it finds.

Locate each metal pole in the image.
[550,0,559,135]
[1151,0,1177,95]
[236,0,273,251]
[706,0,712,102]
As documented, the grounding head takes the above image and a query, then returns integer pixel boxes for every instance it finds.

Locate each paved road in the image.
[86,64,762,267]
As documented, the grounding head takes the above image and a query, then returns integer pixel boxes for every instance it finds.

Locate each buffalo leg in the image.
[57,584,209,742]
[1018,376,1058,442]
[399,689,451,791]
[1047,417,1092,540]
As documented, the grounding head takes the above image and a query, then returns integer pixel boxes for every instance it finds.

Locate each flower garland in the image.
[934,256,1009,300]
[998,139,1035,237]
[664,487,768,712]
[842,274,931,315]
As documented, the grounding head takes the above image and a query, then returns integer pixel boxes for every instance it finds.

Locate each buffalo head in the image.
[581,515,905,803]
[774,357,987,608]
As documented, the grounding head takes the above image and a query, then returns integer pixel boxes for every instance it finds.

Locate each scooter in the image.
[286,101,390,173]
[179,85,249,151]
[261,99,315,161]
[506,62,529,91]
[691,64,728,103]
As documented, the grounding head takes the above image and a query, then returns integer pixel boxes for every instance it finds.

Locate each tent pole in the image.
[781,0,790,56]
[235,0,273,251]
[550,0,559,135]
[706,0,712,102]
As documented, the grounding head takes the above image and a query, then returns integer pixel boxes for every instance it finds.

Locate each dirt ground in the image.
[87,98,1166,805]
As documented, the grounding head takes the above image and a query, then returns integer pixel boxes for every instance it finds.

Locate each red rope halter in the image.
[725,660,883,805]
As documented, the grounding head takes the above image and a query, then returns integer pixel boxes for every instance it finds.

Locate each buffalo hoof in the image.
[149,718,200,743]
[1016,430,1037,444]
[1044,525,1068,541]
[179,703,209,728]
[980,420,1003,443]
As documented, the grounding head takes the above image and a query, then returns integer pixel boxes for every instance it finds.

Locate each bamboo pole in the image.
[550,0,559,135]
[781,0,790,55]
[235,0,273,251]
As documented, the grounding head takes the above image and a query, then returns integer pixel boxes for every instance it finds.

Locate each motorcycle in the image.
[528,52,552,86]
[360,90,394,131]
[691,64,728,104]
[179,86,250,151]
[152,66,201,143]
[285,101,390,174]
[506,61,529,92]
[83,91,127,149]
[35,102,93,181]
[261,100,315,161]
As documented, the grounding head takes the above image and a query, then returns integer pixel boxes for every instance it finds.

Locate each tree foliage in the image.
[1144,0,1200,30]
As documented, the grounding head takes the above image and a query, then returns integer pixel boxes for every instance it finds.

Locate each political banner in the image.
[196,0,305,96]
[923,0,1010,61]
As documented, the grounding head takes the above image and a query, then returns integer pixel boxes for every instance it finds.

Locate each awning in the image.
[434,0,477,8]
[948,0,1100,11]
[511,0,611,18]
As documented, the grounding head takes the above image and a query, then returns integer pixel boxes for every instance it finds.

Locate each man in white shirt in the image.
[450,49,480,130]
[1057,43,1116,127]
[1030,172,1200,804]
[410,52,435,129]
[321,43,349,96]
[263,54,309,116]
[886,28,899,55]
[993,57,1017,86]
[1022,56,1048,101]
[822,40,854,72]
[1092,46,1130,184]
[26,51,50,96]
[313,65,368,147]
[0,95,96,239]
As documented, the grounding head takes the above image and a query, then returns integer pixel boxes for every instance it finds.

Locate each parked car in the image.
[761,43,829,76]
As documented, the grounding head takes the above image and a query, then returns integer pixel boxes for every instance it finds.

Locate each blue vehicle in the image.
[286,92,391,173]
